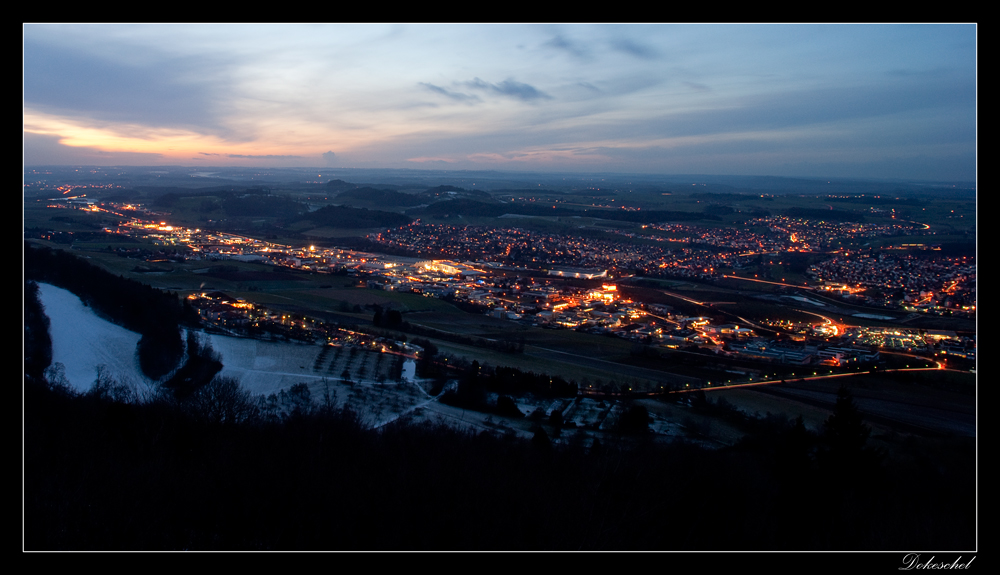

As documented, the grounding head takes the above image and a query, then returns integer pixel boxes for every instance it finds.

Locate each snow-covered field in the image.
[36,283,429,424]
[206,334,333,395]
[36,282,683,441]
[38,283,153,394]
[37,283,340,395]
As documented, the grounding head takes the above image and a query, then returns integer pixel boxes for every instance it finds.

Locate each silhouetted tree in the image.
[24,280,52,383]
[824,386,870,455]
[161,333,224,399]
[495,395,523,418]
[280,383,313,416]
[531,425,552,452]
[191,376,258,425]
[384,309,403,328]
[548,409,564,427]
[444,360,487,408]
[87,365,138,404]
[820,386,882,476]
[616,404,651,434]
[137,325,184,380]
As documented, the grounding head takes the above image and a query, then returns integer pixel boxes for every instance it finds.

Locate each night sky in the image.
[23,24,976,181]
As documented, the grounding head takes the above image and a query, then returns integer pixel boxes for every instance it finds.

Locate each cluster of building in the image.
[102,204,971,322]
[839,326,974,358]
[186,290,394,351]
[808,253,976,314]
[635,216,923,254]
[366,260,654,333]
[367,218,953,290]
[724,339,881,367]
[368,224,669,272]
[369,224,756,281]
[112,218,393,272]
[85,206,974,369]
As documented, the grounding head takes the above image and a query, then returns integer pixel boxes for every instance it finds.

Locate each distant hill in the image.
[336,187,425,208]
[221,194,304,218]
[297,205,412,229]
[325,179,357,192]
[408,199,718,223]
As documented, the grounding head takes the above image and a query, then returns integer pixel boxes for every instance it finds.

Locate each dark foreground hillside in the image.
[24,378,974,551]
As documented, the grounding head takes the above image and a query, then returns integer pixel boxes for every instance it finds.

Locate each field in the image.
[37,281,699,444]
[27,177,975,450]
[709,370,975,438]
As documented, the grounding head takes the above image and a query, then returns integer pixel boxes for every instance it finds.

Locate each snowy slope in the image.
[206,333,330,396]
[37,283,153,394]
[37,282,328,397]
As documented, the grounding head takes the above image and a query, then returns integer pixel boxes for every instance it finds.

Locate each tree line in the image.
[25,243,199,380]
[24,368,975,550]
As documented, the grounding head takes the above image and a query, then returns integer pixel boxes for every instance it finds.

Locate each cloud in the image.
[592,79,977,144]
[23,37,227,134]
[683,81,711,93]
[227,154,305,159]
[463,78,552,101]
[20,24,975,181]
[543,34,590,60]
[23,132,165,166]
[609,38,658,60]
[421,78,551,104]
[406,156,458,164]
[419,83,482,103]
